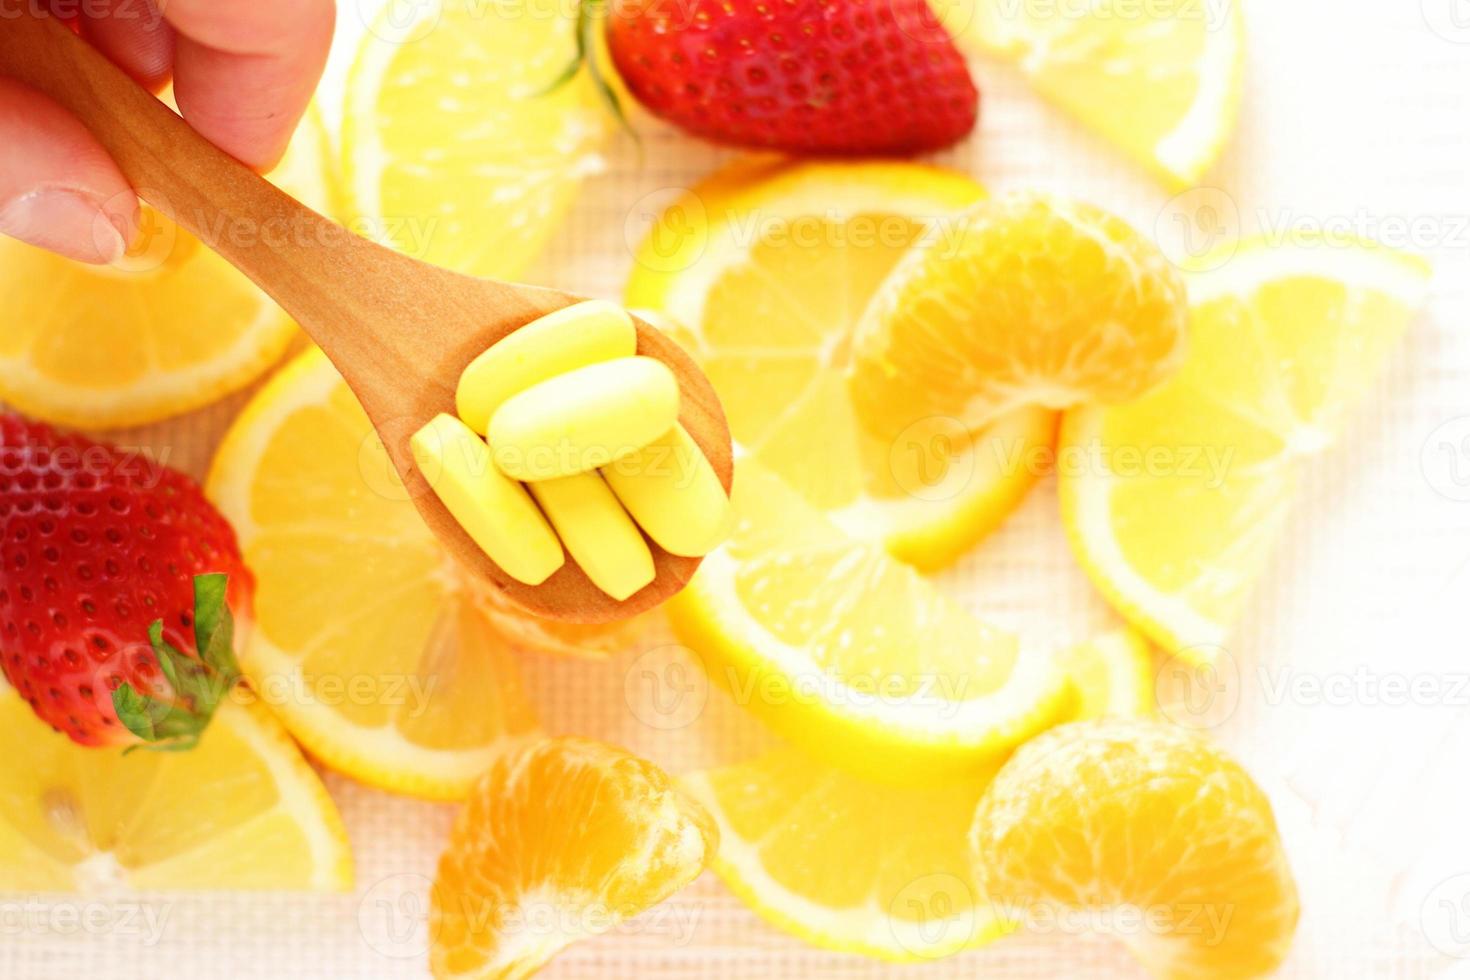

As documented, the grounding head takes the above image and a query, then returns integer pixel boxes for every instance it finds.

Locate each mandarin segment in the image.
[431,737,716,979]
[849,193,1188,437]
[970,720,1298,980]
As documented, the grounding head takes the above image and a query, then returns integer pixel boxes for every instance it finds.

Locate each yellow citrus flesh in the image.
[970,719,1298,980]
[850,193,1188,437]
[431,737,716,980]
[666,459,1070,783]
[0,109,333,429]
[626,159,1056,571]
[0,687,351,892]
[949,0,1244,187]
[342,0,609,280]
[1062,628,1155,721]
[684,746,1011,962]
[207,348,551,801]
[1060,236,1432,654]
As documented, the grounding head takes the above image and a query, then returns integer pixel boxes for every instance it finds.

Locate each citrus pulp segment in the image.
[952,0,1245,187]
[970,719,1299,979]
[342,0,611,280]
[431,736,716,979]
[0,689,351,892]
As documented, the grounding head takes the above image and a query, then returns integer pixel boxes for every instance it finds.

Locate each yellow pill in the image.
[603,425,731,557]
[456,300,637,434]
[410,414,564,585]
[489,356,680,481]
[529,472,655,601]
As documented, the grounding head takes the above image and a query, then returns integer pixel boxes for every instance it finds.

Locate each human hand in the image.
[0,0,334,264]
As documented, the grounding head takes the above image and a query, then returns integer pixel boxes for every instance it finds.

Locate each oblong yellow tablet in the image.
[488,356,680,481]
[456,300,637,434]
[410,414,564,585]
[529,472,655,601]
[603,425,731,557]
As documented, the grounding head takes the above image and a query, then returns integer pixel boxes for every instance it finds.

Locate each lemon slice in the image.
[667,459,1069,782]
[343,0,609,280]
[953,0,1244,187]
[0,687,350,891]
[1061,236,1431,655]
[626,158,1055,571]
[684,746,1010,962]
[1061,629,1154,720]
[0,109,333,429]
[207,349,539,801]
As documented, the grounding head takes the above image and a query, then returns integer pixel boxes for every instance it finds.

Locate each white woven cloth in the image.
[6,0,1470,976]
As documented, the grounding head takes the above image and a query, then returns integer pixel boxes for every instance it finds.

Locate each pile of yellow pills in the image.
[412,301,731,601]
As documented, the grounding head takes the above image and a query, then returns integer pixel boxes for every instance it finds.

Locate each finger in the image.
[164,0,334,170]
[76,0,175,91]
[0,79,137,264]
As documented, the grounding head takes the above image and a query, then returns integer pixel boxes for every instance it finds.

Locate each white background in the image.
[7,0,1470,976]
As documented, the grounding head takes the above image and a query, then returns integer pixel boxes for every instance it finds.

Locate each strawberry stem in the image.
[112,573,242,752]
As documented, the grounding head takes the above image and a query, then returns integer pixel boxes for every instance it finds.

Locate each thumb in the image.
[0,77,138,264]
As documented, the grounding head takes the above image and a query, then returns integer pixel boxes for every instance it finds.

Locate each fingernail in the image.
[0,187,127,264]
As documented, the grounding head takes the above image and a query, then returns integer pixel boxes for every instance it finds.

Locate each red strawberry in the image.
[603,0,979,154]
[0,414,253,749]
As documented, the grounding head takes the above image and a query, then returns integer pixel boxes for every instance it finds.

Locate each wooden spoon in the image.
[0,10,732,623]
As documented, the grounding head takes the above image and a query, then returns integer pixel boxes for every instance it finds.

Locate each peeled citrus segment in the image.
[667,459,1069,782]
[0,688,350,892]
[1062,629,1154,721]
[626,159,1055,570]
[431,736,716,980]
[343,0,609,280]
[0,109,333,429]
[1060,236,1431,653]
[970,719,1298,980]
[850,192,1188,437]
[952,0,1244,187]
[684,745,1011,962]
[207,349,544,801]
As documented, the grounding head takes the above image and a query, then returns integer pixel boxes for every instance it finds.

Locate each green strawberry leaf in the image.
[192,574,240,682]
[121,573,244,752]
[148,623,211,710]
[112,683,159,741]
[192,573,228,655]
